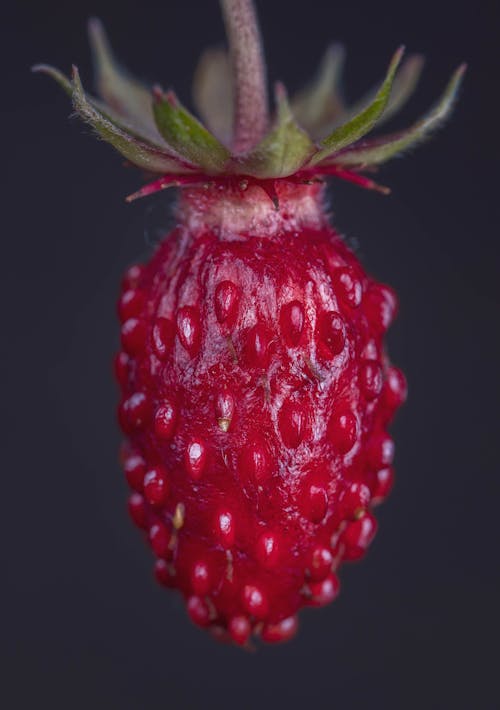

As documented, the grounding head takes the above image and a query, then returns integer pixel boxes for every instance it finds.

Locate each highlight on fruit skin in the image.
[33,0,465,202]
[34,0,464,647]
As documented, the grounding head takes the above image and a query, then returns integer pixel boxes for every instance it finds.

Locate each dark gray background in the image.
[3,0,499,708]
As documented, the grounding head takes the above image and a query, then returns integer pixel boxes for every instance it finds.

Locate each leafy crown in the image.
[33,0,465,201]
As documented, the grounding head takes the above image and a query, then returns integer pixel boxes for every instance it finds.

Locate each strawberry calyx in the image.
[33,0,465,200]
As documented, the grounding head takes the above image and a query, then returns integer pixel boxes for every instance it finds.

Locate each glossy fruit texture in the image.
[116,180,406,645]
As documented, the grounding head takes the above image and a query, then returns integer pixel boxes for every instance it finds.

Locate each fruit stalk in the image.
[220,0,269,153]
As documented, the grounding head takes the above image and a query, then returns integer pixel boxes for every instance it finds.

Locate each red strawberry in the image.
[36,0,463,645]
[116,180,406,643]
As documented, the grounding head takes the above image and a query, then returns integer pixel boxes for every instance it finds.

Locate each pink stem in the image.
[220,0,269,154]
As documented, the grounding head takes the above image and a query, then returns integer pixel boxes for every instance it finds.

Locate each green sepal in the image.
[309,46,405,165]
[332,64,466,167]
[290,44,345,140]
[238,83,315,178]
[377,54,425,126]
[87,18,161,144]
[71,66,197,174]
[153,89,231,172]
[32,64,73,96]
[192,47,233,144]
[34,63,173,153]
[341,54,425,131]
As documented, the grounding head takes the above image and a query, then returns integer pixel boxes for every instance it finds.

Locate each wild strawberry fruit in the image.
[36,0,463,645]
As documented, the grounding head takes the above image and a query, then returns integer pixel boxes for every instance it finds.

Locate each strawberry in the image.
[35,0,463,645]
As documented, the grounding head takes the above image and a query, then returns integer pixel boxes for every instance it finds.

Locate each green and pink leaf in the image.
[309,46,405,165]
[329,64,466,167]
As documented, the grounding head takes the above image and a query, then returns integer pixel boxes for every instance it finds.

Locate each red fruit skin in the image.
[116,182,406,644]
